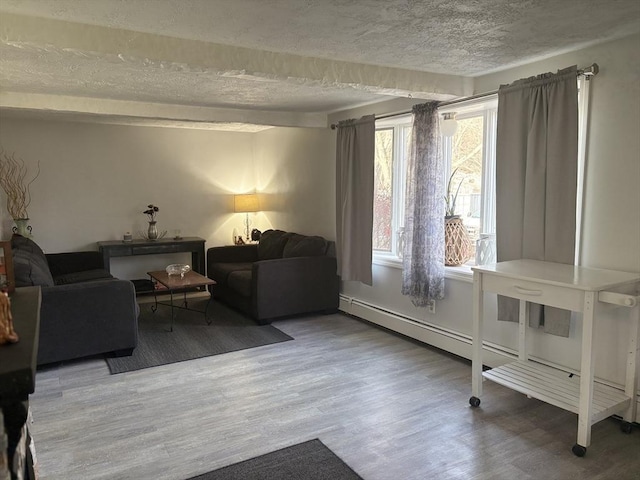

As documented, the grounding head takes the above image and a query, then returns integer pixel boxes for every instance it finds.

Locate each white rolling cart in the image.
[469,260,640,457]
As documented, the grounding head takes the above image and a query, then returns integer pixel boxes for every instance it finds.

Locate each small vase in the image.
[12,218,33,237]
[148,221,158,240]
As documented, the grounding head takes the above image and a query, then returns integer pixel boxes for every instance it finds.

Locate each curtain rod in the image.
[330,63,598,129]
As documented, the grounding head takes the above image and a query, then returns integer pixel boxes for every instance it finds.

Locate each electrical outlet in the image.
[427,300,436,314]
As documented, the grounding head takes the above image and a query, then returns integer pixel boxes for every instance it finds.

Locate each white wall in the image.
[0,118,333,279]
[254,127,335,239]
[329,34,640,394]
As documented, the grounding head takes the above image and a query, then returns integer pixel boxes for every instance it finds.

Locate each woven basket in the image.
[444,216,472,266]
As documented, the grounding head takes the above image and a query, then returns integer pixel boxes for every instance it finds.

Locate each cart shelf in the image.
[483,361,631,424]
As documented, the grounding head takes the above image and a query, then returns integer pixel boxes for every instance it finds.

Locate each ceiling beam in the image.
[0,13,472,113]
[0,92,328,129]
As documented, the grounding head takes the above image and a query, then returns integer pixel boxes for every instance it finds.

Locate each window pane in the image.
[450,116,483,261]
[373,129,393,251]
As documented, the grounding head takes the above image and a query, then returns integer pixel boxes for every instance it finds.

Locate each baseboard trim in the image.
[339,294,640,423]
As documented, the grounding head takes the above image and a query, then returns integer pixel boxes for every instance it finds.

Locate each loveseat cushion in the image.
[54,269,113,285]
[227,270,252,297]
[258,229,291,260]
[283,234,328,258]
[209,262,253,287]
[11,235,55,287]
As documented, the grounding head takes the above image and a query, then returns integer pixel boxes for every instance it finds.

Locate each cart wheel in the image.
[572,444,587,457]
[620,421,633,434]
[469,396,481,408]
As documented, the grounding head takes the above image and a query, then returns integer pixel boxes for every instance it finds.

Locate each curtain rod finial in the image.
[581,63,599,76]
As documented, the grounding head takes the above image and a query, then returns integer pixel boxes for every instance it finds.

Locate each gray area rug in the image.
[106,298,293,374]
[186,439,363,480]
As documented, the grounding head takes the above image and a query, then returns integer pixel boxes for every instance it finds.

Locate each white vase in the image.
[12,218,32,237]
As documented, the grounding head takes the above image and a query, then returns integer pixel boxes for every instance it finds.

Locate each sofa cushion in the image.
[227,270,252,297]
[258,229,291,260]
[209,262,253,287]
[11,235,55,287]
[283,234,328,258]
[54,269,113,285]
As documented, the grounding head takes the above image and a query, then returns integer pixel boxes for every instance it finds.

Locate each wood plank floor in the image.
[30,312,640,480]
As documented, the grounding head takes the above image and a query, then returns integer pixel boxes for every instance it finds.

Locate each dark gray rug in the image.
[106,298,293,374]
[186,439,363,480]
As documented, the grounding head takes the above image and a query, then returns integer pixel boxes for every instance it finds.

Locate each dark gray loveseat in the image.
[207,229,339,324]
[11,235,139,366]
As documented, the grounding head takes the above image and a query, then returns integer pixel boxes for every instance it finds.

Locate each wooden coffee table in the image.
[147,270,217,331]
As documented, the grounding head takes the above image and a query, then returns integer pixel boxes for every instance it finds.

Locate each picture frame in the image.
[0,240,16,294]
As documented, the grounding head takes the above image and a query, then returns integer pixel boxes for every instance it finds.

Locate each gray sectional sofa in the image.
[11,235,139,365]
[207,229,339,324]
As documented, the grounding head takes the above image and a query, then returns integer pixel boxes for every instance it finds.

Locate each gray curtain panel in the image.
[496,66,579,337]
[402,102,445,306]
[335,115,375,285]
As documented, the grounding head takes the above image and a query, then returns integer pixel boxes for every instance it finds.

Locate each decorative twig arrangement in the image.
[138,229,167,241]
[0,148,40,219]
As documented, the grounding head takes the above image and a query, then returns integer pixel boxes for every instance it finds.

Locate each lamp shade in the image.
[234,194,259,213]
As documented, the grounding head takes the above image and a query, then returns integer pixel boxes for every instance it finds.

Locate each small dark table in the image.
[147,270,216,331]
[97,237,206,276]
[1,286,41,480]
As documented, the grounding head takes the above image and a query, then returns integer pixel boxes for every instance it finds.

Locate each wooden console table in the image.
[97,237,206,276]
[470,260,640,457]
[1,286,41,480]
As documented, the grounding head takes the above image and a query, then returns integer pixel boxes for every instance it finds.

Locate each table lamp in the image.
[234,193,260,241]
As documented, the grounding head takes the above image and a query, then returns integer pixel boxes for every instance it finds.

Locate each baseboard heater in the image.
[339,294,640,423]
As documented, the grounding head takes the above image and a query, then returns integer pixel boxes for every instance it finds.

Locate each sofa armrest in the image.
[207,245,258,265]
[38,279,139,365]
[46,251,105,277]
[252,256,339,322]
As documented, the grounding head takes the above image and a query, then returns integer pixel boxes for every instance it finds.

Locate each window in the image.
[372,100,497,269]
[372,115,412,262]
[373,78,588,273]
[441,98,498,267]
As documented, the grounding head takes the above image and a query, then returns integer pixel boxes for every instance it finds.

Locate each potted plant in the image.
[444,167,464,218]
[444,168,471,266]
[0,149,39,236]
[141,204,166,240]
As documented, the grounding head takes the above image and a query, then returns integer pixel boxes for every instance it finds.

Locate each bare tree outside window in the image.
[373,129,393,251]
[450,116,484,261]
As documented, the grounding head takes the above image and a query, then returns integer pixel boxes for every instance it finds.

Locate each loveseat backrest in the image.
[325,240,336,257]
[258,229,334,260]
[257,229,291,260]
[11,234,55,287]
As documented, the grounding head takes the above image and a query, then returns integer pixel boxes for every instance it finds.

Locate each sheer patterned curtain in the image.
[335,115,375,285]
[402,102,445,306]
[496,66,579,337]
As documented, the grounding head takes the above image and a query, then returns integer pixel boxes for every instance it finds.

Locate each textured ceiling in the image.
[1,0,639,129]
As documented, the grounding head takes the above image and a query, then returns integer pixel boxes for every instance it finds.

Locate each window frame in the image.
[371,79,588,280]
[372,114,412,266]
[440,96,498,273]
[372,99,499,276]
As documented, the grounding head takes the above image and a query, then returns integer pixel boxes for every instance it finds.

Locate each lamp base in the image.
[244,213,251,241]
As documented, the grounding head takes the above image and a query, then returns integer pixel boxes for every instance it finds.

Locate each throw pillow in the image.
[257,229,291,260]
[282,234,328,258]
[11,235,55,287]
